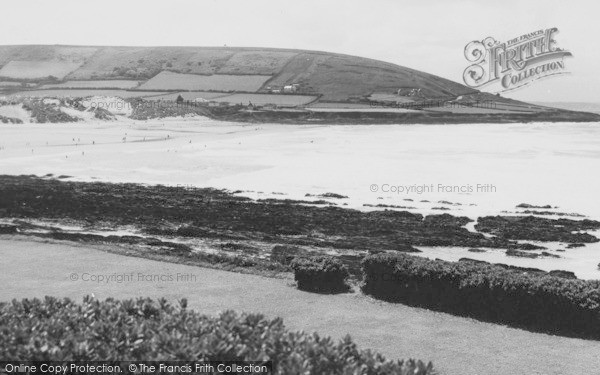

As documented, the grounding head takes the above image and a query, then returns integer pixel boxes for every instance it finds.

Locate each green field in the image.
[213,93,318,106]
[138,71,271,91]
[0,60,82,80]
[41,80,141,89]
[0,81,22,87]
[142,91,231,101]
[0,45,480,102]
[8,89,169,98]
[423,107,525,114]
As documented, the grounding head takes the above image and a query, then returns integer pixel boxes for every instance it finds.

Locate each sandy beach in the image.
[2,118,600,278]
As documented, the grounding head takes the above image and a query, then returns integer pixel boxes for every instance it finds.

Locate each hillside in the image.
[0,45,476,101]
[1,45,599,124]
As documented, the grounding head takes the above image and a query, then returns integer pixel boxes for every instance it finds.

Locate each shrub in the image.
[291,256,349,293]
[0,297,433,374]
[21,100,79,123]
[361,253,600,339]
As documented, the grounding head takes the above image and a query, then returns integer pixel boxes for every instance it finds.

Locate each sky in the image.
[1,0,599,102]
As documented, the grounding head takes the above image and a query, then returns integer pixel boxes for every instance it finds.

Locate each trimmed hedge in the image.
[0,297,433,374]
[361,253,600,339]
[291,256,350,293]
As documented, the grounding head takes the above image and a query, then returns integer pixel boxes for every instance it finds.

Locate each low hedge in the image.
[0,296,433,374]
[361,253,600,339]
[291,256,349,293]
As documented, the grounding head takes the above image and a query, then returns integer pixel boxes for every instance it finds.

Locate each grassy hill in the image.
[0,45,477,101]
[2,45,599,124]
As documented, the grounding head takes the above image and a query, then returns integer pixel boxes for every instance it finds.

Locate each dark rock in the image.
[424,213,472,227]
[476,215,600,243]
[0,224,18,234]
[393,244,421,252]
[219,242,259,254]
[438,200,462,206]
[541,251,561,258]
[516,203,553,209]
[497,264,545,274]
[566,243,585,249]
[177,225,210,237]
[459,257,489,265]
[270,245,310,265]
[363,203,416,209]
[519,210,584,217]
[2,175,592,260]
[506,249,539,258]
[548,270,577,279]
[509,242,546,251]
[305,192,348,199]
[468,248,486,253]
[258,198,332,205]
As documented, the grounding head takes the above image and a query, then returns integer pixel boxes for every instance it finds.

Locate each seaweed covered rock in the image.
[476,215,600,243]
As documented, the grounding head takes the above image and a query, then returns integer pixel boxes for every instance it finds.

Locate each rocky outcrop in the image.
[476,215,600,243]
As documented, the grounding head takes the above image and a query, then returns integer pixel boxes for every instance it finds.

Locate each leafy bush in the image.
[0,297,433,374]
[361,253,600,339]
[21,100,79,123]
[291,256,349,293]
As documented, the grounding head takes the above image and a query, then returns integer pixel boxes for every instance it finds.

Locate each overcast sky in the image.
[2,0,598,102]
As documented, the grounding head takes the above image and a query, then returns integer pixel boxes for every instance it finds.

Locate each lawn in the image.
[1,237,599,375]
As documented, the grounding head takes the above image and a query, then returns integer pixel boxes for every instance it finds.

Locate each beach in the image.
[1,118,600,278]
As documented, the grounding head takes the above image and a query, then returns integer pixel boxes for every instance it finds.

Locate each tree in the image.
[176,95,184,104]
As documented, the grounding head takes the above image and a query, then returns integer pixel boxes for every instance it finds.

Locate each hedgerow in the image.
[0,296,433,374]
[291,256,350,293]
[361,253,600,339]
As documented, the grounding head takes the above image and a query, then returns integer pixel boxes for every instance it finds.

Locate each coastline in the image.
[1,175,598,279]
[205,107,600,125]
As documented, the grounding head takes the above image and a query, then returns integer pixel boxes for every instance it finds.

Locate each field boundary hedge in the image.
[361,253,600,339]
[291,256,349,293]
